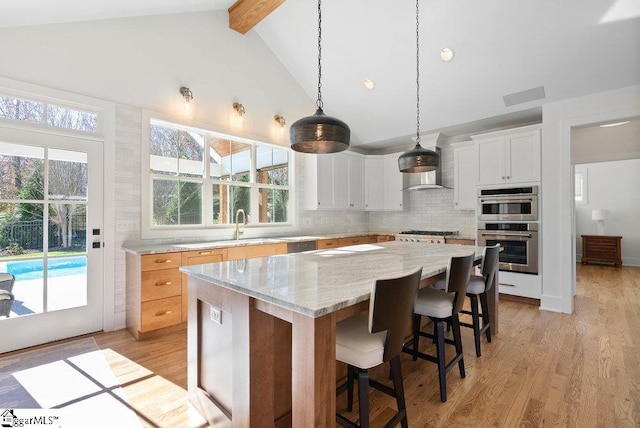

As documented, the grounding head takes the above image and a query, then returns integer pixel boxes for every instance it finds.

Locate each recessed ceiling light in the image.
[440,47,454,62]
[363,79,375,90]
[600,121,630,128]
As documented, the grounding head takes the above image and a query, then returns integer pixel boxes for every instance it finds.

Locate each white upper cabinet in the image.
[348,153,365,209]
[364,156,385,210]
[452,141,478,210]
[304,151,365,210]
[364,153,403,211]
[473,124,541,186]
[383,153,403,210]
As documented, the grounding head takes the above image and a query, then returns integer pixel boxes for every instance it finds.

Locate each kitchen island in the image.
[181,241,495,427]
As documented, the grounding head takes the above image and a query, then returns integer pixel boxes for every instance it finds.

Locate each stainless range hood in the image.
[402,146,444,190]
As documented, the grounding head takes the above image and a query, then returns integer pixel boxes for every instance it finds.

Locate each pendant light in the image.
[290,0,350,154]
[398,0,440,173]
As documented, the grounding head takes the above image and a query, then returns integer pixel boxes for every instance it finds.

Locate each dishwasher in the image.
[286,240,317,253]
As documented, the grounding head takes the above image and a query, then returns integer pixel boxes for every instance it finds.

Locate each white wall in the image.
[575,159,640,267]
[0,11,312,145]
[541,84,640,314]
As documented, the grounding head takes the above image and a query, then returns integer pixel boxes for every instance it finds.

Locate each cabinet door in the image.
[476,137,505,185]
[364,156,385,210]
[332,153,349,209]
[383,154,403,210]
[348,153,365,209]
[316,154,335,208]
[505,130,540,183]
[453,143,478,210]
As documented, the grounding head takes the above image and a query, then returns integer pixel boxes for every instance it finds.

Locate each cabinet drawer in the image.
[376,235,395,242]
[317,239,339,249]
[140,296,182,332]
[227,243,287,261]
[181,249,227,266]
[141,268,182,302]
[338,236,377,246]
[141,252,181,271]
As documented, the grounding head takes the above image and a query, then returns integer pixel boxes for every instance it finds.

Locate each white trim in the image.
[0,74,117,333]
[101,103,116,332]
[541,85,640,315]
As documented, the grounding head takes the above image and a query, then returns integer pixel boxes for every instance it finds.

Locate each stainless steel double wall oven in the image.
[477,186,539,274]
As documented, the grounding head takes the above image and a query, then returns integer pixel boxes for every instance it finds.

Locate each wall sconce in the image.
[233,102,246,123]
[592,209,606,235]
[274,115,286,128]
[180,86,194,116]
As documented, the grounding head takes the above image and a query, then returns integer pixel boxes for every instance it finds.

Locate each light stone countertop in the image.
[122,232,388,255]
[181,241,481,318]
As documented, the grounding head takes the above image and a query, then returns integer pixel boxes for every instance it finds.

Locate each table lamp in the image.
[591,209,606,235]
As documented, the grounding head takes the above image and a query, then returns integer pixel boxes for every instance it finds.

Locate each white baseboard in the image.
[540,294,572,314]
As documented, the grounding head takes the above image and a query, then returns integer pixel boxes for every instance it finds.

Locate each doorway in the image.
[0,129,104,353]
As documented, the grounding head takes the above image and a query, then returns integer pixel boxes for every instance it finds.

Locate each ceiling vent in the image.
[503,86,546,107]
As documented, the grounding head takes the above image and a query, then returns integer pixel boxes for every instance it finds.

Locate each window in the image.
[575,166,588,205]
[145,118,292,237]
[0,94,98,133]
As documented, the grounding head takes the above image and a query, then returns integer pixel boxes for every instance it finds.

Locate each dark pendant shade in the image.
[398,143,440,173]
[290,108,350,154]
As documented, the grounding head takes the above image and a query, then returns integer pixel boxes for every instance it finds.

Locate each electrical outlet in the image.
[302,217,311,227]
[210,306,222,324]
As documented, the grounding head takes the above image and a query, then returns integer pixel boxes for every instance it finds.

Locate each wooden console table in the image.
[581,235,622,267]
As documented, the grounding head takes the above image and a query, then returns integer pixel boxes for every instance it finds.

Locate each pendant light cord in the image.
[415,0,421,145]
[316,0,323,110]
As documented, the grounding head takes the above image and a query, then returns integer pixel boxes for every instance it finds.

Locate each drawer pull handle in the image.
[156,281,172,286]
[325,242,334,246]
[198,251,212,255]
[155,310,173,316]
[156,259,172,264]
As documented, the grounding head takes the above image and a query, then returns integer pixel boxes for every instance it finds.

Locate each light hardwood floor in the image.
[89,263,638,427]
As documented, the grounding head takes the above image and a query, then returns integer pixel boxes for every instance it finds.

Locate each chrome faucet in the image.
[235,209,246,240]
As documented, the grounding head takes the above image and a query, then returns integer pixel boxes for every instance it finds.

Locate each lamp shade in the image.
[591,209,606,221]
[398,144,440,173]
[290,108,350,153]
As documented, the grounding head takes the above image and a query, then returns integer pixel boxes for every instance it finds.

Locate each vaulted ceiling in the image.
[2,0,639,149]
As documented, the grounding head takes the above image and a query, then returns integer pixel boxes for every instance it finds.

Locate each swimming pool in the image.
[4,256,87,281]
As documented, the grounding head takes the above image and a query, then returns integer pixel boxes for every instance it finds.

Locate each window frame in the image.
[574,165,588,205]
[0,89,102,137]
[141,110,295,240]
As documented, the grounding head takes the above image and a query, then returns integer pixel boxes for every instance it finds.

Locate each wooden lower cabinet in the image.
[128,236,384,339]
[127,252,184,340]
[445,238,475,246]
[227,243,287,261]
[318,235,377,249]
[376,235,395,242]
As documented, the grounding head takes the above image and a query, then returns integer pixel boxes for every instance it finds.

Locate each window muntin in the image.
[0,95,44,124]
[0,94,99,133]
[149,119,291,230]
[150,123,204,177]
[47,104,98,132]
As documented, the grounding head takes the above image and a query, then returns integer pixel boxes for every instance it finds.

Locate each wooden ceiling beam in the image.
[228,0,285,34]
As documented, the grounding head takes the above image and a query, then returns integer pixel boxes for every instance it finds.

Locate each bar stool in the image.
[336,267,422,428]
[403,253,474,402]
[460,244,500,357]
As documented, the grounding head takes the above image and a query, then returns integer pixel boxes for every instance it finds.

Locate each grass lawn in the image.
[0,250,87,261]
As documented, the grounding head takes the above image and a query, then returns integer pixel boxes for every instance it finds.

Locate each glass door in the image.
[0,131,103,353]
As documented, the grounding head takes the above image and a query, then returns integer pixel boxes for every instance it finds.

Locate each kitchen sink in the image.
[173,238,282,250]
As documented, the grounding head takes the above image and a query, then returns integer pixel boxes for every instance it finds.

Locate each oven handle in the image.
[479,198,534,204]
[479,232,532,239]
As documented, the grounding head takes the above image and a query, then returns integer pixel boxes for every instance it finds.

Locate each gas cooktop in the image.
[399,230,459,236]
